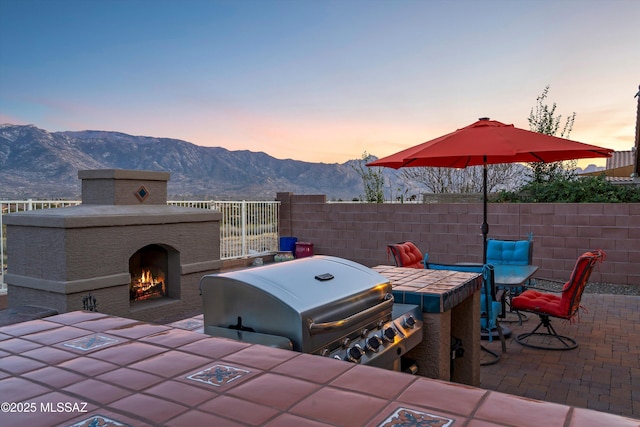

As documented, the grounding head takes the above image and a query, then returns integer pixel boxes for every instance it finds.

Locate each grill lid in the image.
[200,256,394,352]
[204,255,390,312]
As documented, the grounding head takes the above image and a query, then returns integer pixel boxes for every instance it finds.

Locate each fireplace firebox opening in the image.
[129,244,179,303]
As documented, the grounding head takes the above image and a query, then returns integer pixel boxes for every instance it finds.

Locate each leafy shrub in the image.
[496,174,640,203]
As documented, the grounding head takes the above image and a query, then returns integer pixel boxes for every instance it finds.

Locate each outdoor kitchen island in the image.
[372,265,483,387]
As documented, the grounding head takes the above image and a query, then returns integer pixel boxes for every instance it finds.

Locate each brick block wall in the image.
[276,194,639,287]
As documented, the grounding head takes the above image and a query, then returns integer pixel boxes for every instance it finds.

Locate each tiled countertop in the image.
[372,265,482,312]
[1,311,638,427]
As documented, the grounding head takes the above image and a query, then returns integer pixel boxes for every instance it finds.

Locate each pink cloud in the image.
[0,112,30,125]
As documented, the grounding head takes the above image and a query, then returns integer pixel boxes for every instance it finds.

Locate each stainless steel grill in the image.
[200,256,423,371]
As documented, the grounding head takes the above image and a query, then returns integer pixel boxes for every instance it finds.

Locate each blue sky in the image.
[1,0,638,165]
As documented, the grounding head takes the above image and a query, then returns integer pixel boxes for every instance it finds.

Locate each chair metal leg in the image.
[515,314,578,351]
[496,320,506,353]
[499,289,529,324]
[480,345,501,366]
[480,321,506,366]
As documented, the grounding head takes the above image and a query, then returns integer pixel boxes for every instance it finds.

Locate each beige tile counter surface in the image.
[1,311,638,427]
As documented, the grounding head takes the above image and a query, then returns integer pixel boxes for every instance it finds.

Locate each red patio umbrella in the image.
[367,118,613,262]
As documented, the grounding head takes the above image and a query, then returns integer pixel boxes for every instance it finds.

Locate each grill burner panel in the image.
[313,302,422,369]
[200,256,423,370]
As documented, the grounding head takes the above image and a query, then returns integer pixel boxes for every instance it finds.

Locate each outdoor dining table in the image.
[492,264,539,288]
[493,264,539,324]
[372,265,483,387]
[454,263,539,330]
[452,263,539,287]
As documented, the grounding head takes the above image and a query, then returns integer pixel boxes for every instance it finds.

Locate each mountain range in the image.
[0,124,604,201]
[0,124,404,200]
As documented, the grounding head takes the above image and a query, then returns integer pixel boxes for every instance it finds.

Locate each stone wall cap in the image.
[78,169,170,182]
[3,204,221,228]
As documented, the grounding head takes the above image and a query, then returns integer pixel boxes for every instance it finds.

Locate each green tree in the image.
[496,85,640,203]
[528,85,577,183]
[353,151,385,203]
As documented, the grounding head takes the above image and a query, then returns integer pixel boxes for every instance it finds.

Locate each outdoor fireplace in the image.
[4,169,222,322]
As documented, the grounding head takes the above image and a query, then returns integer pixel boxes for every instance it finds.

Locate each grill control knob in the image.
[321,348,330,357]
[366,335,383,353]
[342,337,351,348]
[382,327,397,342]
[347,344,365,363]
[404,315,417,329]
[333,355,343,361]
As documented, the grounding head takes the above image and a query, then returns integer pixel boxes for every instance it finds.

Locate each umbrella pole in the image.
[482,158,488,264]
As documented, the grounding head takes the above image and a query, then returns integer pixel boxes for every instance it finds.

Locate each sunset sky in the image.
[1,0,638,166]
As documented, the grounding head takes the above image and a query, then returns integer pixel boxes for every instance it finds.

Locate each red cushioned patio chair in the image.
[511,249,605,350]
[387,241,425,269]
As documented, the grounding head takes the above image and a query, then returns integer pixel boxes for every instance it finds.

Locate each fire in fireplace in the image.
[130,244,169,302]
[130,268,166,301]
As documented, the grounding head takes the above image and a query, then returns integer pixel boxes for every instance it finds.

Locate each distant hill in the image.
[0,124,407,200]
[3,124,592,201]
[576,164,605,174]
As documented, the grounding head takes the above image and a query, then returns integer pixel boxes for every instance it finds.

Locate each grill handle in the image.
[308,293,394,333]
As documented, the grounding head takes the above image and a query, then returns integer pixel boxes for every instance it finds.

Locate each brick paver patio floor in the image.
[479,293,640,419]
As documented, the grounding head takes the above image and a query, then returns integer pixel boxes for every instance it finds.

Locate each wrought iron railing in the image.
[0,199,280,287]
